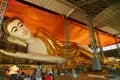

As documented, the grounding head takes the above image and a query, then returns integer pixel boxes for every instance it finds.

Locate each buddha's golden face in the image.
[7,19,31,41]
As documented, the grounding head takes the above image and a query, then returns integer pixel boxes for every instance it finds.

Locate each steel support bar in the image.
[0,0,8,28]
[86,15,102,70]
[96,27,105,64]
[115,35,120,57]
[65,17,70,61]
[65,7,77,64]
[96,27,104,55]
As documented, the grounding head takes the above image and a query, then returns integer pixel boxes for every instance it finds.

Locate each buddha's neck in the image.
[25,36,36,44]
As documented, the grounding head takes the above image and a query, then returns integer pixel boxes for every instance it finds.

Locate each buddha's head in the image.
[2,17,32,41]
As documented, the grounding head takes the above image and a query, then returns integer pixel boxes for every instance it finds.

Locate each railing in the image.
[54,71,109,80]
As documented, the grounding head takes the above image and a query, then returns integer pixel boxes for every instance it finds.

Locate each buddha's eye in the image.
[13,28,18,32]
[18,23,23,28]
[11,26,18,33]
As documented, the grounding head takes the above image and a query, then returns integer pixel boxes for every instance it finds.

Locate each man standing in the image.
[35,63,42,80]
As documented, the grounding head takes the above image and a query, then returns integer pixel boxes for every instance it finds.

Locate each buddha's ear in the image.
[1,16,10,35]
[1,17,7,29]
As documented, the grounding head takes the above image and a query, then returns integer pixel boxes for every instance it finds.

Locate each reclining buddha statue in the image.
[0,17,113,68]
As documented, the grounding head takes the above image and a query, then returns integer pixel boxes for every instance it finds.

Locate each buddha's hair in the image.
[2,17,22,35]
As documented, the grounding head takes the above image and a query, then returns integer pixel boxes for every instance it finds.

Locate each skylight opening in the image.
[102,44,120,51]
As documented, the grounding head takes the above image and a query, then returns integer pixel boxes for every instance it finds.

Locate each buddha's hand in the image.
[0,49,7,54]
[0,49,10,55]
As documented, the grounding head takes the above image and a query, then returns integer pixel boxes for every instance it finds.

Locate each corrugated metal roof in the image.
[18,0,120,37]
[96,2,120,34]
[24,0,75,15]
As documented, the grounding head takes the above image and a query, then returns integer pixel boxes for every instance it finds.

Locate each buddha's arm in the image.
[0,49,66,64]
